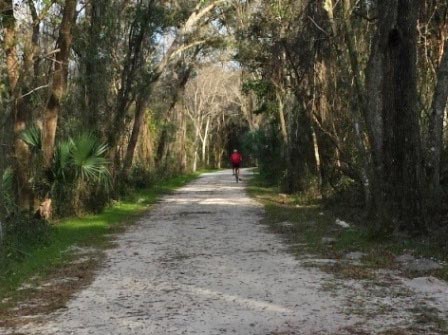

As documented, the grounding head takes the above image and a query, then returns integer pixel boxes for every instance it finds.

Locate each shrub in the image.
[241,128,286,186]
[0,213,50,263]
[20,127,111,216]
[128,164,157,190]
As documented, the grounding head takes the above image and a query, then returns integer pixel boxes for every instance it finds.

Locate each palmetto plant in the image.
[20,127,110,214]
[20,125,42,154]
[53,141,72,184]
[69,133,109,183]
[21,127,110,185]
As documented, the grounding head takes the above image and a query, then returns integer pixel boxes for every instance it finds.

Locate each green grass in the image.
[247,173,448,281]
[0,173,199,303]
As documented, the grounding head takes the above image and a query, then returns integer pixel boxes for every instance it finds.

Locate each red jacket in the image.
[230,152,242,164]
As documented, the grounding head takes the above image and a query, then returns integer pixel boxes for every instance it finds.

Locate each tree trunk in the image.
[288,104,315,193]
[339,0,373,209]
[122,96,146,177]
[173,103,188,173]
[136,112,154,169]
[42,0,77,168]
[201,116,210,165]
[365,0,423,230]
[311,61,337,192]
[1,1,19,92]
[192,123,201,172]
[427,40,448,197]
[1,0,33,210]
[108,3,149,155]
[311,126,322,189]
[24,0,39,84]
[180,109,188,172]
[276,91,289,145]
[85,0,108,132]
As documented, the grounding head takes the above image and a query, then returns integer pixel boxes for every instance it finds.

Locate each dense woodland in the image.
[0,0,447,239]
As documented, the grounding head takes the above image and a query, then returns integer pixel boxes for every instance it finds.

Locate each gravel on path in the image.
[6,169,447,335]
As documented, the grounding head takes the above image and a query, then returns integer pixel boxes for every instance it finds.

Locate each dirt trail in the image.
[5,170,448,334]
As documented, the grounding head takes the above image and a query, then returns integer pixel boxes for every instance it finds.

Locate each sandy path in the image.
[9,170,448,334]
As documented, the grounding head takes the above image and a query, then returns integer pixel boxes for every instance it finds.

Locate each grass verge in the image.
[247,173,448,281]
[0,173,199,324]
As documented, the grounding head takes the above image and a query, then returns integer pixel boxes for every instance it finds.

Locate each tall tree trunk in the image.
[427,40,448,198]
[341,0,372,209]
[1,0,33,210]
[288,104,315,193]
[135,112,154,169]
[311,126,322,188]
[108,3,149,156]
[174,104,188,173]
[180,109,188,172]
[366,0,423,230]
[24,0,40,84]
[192,123,201,172]
[122,96,146,177]
[154,62,194,172]
[85,0,108,132]
[1,1,19,92]
[42,0,77,168]
[201,116,210,164]
[276,91,288,145]
[312,61,337,192]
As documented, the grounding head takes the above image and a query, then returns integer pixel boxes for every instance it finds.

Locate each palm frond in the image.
[54,141,73,182]
[20,126,42,153]
[70,133,110,183]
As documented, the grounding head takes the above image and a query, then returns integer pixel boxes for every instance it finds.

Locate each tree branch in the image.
[19,84,50,99]
[307,16,330,36]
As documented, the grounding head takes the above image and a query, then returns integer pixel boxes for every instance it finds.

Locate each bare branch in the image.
[307,16,330,36]
[18,84,50,99]
[168,39,208,61]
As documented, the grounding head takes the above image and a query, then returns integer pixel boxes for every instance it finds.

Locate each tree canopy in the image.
[0,0,447,234]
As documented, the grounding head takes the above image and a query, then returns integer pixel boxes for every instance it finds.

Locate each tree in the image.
[184,65,240,171]
[427,41,448,200]
[1,0,33,210]
[42,0,78,168]
[365,0,423,229]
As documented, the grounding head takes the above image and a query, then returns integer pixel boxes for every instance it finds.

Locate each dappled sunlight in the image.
[160,174,254,207]
[125,280,293,314]
[163,197,203,204]
[182,285,293,314]
[12,171,355,335]
[178,184,246,192]
[2,0,446,332]
[198,198,255,206]
[163,197,251,207]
